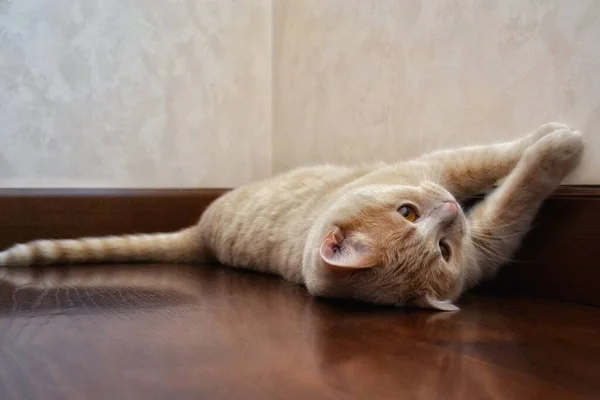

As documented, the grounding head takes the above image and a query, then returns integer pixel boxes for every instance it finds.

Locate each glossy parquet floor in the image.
[0,263,598,399]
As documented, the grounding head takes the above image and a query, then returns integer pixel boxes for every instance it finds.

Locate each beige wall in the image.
[273,0,600,184]
[2,1,599,188]
[0,0,271,188]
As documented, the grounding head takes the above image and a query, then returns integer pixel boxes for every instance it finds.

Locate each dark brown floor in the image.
[0,264,597,400]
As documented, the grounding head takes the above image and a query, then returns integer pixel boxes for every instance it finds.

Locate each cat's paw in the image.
[525,122,573,146]
[523,128,584,181]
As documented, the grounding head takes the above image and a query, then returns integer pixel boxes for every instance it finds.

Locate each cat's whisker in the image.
[469,230,524,240]
[469,238,512,264]
[468,219,524,231]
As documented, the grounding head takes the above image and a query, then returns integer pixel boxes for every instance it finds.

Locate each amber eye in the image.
[398,205,418,222]
[439,241,451,261]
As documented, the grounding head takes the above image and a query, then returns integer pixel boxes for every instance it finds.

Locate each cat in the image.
[0,122,584,311]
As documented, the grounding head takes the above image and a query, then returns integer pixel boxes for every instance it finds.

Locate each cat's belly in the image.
[198,165,362,283]
[199,186,317,284]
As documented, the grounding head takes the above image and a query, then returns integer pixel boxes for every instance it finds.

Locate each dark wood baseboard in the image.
[478,185,600,307]
[0,189,228,250]
[0,186,598,306]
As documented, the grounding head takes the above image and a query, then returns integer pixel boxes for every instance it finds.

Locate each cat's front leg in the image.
[462,128,583,288]
[418,122,572,200]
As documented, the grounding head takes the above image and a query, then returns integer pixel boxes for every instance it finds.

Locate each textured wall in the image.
[2,1,599,188]
[0,0,271,188]
[273,0,600,184]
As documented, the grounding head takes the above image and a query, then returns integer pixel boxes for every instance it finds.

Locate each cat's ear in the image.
[319,228,374,271]
[408,293,460,311]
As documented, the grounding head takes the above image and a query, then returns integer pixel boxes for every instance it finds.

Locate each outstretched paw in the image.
[523,128,584,181]
[526,122,573,145]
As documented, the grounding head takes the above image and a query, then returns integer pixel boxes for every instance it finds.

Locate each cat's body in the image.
[0,123,584,310]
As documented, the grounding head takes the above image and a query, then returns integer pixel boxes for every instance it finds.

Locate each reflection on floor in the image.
[0,263,598,400]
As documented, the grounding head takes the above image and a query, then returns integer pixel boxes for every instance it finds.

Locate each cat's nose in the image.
[440,201,459,225]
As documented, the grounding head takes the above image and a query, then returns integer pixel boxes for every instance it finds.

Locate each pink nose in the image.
[441,201,459,223]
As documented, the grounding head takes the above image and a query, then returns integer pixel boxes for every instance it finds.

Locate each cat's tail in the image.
[0,226,205,267]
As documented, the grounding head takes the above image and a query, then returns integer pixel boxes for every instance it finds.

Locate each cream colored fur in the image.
[0,123,584,310]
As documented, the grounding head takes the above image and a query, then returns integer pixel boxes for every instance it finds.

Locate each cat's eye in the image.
[398,205,418,222]
[439,241,451,261]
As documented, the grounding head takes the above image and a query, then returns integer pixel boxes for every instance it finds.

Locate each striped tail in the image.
[0,226,205,267]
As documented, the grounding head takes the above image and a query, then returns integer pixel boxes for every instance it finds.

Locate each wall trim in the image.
[476,185,600,307]
[0,186,598,306]
[0,188,228,251]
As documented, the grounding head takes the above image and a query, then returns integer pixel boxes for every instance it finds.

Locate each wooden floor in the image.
[0,263,597,400]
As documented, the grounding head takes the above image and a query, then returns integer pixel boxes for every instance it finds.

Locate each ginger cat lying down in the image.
[0,123,584,311]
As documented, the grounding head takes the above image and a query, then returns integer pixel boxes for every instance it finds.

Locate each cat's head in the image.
[304,182,468,311]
